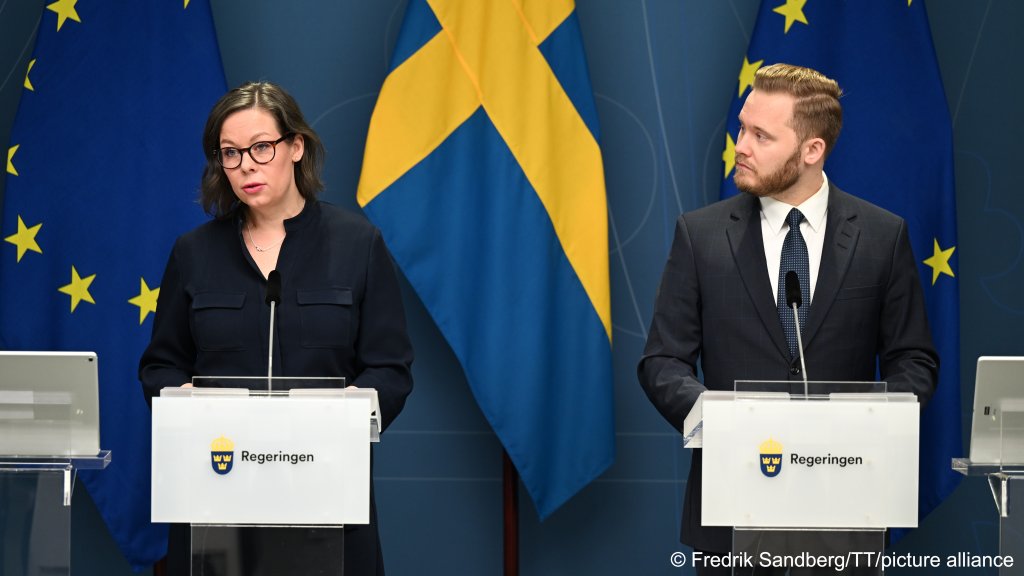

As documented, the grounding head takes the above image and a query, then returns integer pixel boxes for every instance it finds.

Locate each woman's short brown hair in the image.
[200,81,325,218]
[753,63,843,157]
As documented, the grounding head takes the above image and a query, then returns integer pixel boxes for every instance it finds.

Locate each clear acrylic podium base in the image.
[0,451,111,576]
[954,458,1023,576]
[190,525,344,576]
[732,528,884,575]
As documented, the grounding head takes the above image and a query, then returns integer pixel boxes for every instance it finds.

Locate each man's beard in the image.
[734,147,801,197]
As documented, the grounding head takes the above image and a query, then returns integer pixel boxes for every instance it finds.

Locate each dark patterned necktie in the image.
[777,208,810,358]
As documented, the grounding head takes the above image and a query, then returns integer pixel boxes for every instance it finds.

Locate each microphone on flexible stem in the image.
[265,270,281,393]
[785,271,810,397]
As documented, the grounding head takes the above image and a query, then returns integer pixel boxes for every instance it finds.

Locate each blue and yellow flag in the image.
[721,1,960,529]
[1,1,225,568]
[358,0,614,517]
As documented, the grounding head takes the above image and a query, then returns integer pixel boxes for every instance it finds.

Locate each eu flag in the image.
[358,0,614,517]
[1,1,226,568]
[721,1,960,529]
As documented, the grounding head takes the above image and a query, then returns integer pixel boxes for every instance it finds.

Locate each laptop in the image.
[969,356,1024,464]
[0,351,101,456]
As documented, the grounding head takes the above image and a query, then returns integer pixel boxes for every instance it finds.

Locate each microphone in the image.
[265,270,281,392]
[785,271,810,396]
[266,270,281,304]
[785,270,802,309]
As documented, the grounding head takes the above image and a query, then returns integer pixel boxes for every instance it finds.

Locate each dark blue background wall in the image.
[1,1,1020,574]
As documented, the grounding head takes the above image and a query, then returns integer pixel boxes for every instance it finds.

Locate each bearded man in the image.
[637,63,938,575]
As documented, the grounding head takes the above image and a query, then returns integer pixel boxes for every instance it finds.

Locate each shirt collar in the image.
[759,172,830,234]
[283,198,317,232]
[234,198,319,234]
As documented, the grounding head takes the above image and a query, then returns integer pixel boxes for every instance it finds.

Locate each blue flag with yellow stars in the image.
[721,1,960,533]
[358,0,614,518]
[1,0,225,568]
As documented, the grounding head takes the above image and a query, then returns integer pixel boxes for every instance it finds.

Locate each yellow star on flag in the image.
[773,0,809,34]
[24,59,36,91]
[723,133,736,179]
[738,57,764,97]
[7,145,18,176]
[4,216,43,262]
[922,238,955,285]
[47,0,81,31]
[58,266,96,312]
[128,278,160,325]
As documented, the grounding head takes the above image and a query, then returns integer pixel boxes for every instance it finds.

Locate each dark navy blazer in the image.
[139,200,413,428]
[140,200,413,575]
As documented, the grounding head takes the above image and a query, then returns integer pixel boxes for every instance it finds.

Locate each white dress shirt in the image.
[760,173,830,304]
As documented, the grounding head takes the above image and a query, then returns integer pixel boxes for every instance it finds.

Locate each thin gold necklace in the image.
[246,220,285,253]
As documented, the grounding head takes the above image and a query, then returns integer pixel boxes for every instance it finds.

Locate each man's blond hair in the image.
[753,63,843,157]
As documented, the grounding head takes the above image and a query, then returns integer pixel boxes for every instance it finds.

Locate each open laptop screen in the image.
[969,356,1024,464]
[0,351,100,456]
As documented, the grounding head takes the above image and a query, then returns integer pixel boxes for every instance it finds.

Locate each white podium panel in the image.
[701,392,919,529]
[151,395,370,525]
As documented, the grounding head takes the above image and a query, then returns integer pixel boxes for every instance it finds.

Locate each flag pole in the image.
[502,449,519,576]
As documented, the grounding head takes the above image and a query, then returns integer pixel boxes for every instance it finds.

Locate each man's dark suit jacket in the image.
[637,183,938,552]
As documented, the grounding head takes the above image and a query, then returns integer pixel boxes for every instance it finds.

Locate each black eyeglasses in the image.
[215,133,294,169]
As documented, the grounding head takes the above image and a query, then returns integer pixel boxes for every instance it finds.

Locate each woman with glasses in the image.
[139,81,414,576]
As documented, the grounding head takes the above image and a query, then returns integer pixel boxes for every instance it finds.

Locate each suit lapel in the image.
[726,195,790,360]
[804,185,860,348]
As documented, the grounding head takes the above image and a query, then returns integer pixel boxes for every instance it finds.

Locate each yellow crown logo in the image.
[759,437,783,454]
[211,435,235,452]
[758,437,783,477]
[210,435,235,474]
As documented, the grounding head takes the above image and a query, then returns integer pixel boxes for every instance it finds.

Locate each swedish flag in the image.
[358,0,614,517]
[721,1,960,530]
[1,1,225,568]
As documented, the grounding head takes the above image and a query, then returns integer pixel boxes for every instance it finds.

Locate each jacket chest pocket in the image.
[192,292,247,351]
[297,288,353,349]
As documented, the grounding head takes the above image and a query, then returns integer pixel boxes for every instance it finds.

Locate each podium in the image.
[151,377,380,576]
[0,351,109,576]
[684,381,920,573]
[953,356,1024,575]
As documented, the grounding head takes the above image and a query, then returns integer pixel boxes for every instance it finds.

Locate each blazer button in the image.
[790,366,801,376]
